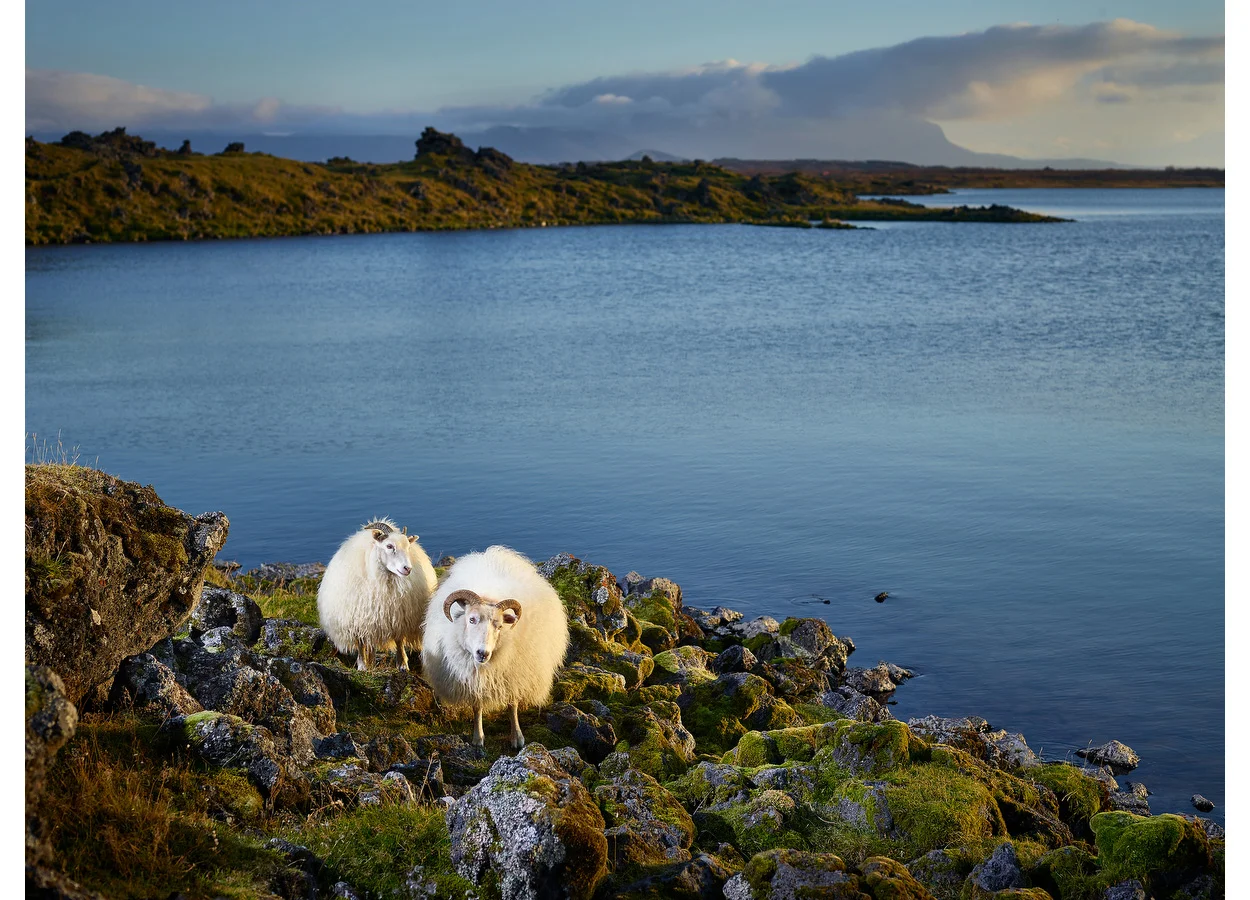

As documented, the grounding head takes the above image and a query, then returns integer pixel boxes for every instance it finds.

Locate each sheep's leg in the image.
[509,702,525,750]
[471,704,485,747]
[397,640,409,672]
[356,645,373,671]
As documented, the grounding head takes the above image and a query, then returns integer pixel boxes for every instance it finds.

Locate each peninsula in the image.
[25,127,1067,245]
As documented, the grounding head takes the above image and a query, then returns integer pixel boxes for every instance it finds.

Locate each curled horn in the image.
[444,589,480,621]
[495,599,522,622]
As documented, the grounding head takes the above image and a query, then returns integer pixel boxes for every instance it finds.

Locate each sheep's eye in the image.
[386,544,394,550]
[469,616,478,625]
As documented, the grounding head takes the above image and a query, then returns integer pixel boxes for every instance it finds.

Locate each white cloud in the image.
[25,19,1225,165]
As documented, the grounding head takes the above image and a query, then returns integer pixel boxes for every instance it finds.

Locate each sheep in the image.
[316,517,438,671]
[421,545,570,749]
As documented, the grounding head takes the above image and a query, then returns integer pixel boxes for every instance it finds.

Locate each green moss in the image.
[794,703,847,726]
[1029,845,1100,900]
[552,663,628,703]
[882,762,1004,854]
[682,673,800,756]
[860,855,935,899]
[289,803,479,899]
[834,719,927,775]
[1030,764,1104,834]
[725,731,777,768]
[1090,811,1212,889]
[743,633,774,654]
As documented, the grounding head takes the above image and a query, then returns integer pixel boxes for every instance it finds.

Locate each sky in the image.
[25,0,1226,165]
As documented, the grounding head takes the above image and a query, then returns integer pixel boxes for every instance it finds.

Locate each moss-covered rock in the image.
[609,701,698,780]
[447,743,608,900]
[552,662,629,702]
[666,761,754,809]
[566,621,655,690]
[1089,812,1213,893]
[171,711,307,808]
[679,673,802,755]
[649,645,716,687]
[1028,845,1100,900]
[25,465,229,707]
[544,702,617,764]
[26,665,79,866]
[594,768,696,871]
[725,849,855,899]
[1028,764,1107,837]
[860,856,936,899]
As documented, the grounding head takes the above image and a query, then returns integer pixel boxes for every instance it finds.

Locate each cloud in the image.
[25,19,1224,165]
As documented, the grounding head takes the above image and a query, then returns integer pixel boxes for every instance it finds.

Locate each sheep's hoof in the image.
[398,663,409,672]
[510,733,525,751]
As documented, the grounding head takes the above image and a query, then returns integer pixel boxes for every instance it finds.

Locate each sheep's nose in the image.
[475,649,491,664]
[400,565,412,575]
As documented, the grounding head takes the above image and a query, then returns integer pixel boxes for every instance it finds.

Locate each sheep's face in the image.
[370,529,413,577]
[444,591,521,666]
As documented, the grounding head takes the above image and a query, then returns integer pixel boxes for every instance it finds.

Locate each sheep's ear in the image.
[373,529,386,541]
[408,534,420,543]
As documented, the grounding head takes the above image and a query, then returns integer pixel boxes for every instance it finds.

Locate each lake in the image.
[25,187,1225,819]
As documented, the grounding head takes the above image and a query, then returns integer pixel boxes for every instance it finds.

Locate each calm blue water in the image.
[26,188,1224,819]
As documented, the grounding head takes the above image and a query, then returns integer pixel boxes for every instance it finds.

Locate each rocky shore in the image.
[25,465,1224,900]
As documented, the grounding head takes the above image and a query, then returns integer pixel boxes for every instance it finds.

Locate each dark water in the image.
[26,188,1224,819]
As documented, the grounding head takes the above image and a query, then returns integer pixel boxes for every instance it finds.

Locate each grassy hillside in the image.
[715,157,1225,193]
[25,127,1065,245]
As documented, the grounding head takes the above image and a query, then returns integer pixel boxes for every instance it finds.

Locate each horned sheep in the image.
[421,545,570,748]
[316,518,438,671]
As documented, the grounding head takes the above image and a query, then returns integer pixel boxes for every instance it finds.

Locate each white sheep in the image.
[316,517,438,671]
[421,545,570,748]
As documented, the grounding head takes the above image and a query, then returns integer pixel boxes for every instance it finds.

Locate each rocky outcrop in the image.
[1078,740,1140,771]
[25,465,228,706]
[25,666,78,866]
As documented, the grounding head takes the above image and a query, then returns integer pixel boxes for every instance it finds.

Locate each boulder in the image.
[189,586,264,643]
[819,685,892,722]
[25,466,229,707]
[607,701,698,780]
[447,744,608,900]
[170,711,305,806]
[724,849,854,900]
[1077,740,1140,771]
[594,768,695,869]
[108,652,203,716]
[712,645,757,674]
[967,841,1024,893]
[1190,794,1215,813]
[1090,811,1213,894]
[544,702,617,764]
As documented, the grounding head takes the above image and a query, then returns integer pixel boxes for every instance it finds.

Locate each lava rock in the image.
[25,465,229,707]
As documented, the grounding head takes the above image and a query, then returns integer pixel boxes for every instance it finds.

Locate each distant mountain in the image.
[29,116,1132,169]
[625,149,687,162]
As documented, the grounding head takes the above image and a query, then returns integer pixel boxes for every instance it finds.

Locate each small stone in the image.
[1191,794,1215,812]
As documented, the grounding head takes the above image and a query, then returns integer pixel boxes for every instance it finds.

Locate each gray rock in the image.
[731,616,780,641]
[825,781,893,833]
[545,702,617,764]
[173,711,298,804]
[907,848,965,898]
[266,839,323,900]
[260,620,328,658]
[843,663,897,695]
[446,744,608,900]
[190,586,264,644]
[548,746,592,780]
[984,729,1040,769]
[1103,880,1147,900]
[968,842,1024,892]
[264,657,336,735]
[684,606,743,632]
[390,757,447,801]
[751,765,816,795]
[1184,815,1223,840]
[1077,739,1140,770]
[818,685,892,722]
[315,731,365,760]
[712,645,757,674]
[723,850,852,900]
[1110,786,1150,816]
[313,761,416,808]
[108,652,204,716]
[1191,794,1215,812]
[244,561,326,582]
[881,661,915,683]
